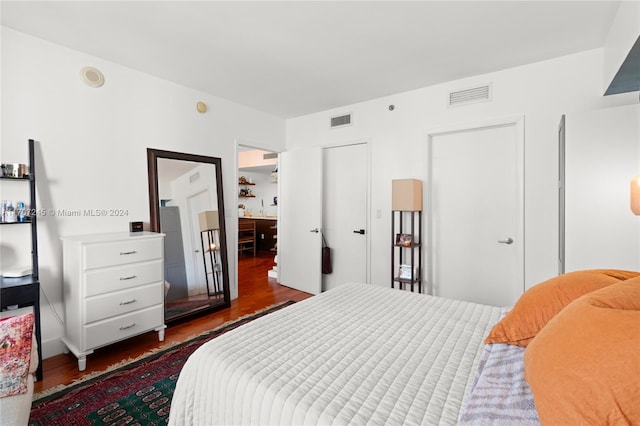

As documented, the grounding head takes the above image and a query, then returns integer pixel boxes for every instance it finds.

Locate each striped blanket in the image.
[457,341,540,425]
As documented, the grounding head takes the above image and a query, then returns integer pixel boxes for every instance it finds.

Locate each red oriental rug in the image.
[29,301,295,425]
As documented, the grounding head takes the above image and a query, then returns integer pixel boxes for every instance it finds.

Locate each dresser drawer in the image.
[83,238,163,270]
[85,283,163,324]
[85,305,163,349]
[85,260,163,297]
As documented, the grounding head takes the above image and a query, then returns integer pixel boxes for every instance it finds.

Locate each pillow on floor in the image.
[0,313,35,397]
[484,269,639,346]
[524,277,640,425]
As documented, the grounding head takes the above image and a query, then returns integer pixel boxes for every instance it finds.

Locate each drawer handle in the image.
[119,322,136,330]
[119,250,137,255]
[119,275,137,281]
[119,298,137,306]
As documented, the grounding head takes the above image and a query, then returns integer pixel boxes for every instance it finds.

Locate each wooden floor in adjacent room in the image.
[35,251,312,394]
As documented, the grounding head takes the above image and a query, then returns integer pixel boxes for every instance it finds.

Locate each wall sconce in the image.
[631,175,640,215]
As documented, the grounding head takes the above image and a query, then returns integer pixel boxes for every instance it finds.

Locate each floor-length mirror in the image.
[147,148,230,322]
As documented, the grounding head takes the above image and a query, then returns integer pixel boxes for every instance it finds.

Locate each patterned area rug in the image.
[29,301,296,425]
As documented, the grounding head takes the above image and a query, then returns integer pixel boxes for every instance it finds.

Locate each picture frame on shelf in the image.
[397,264,414,280]
[395,233,412,247]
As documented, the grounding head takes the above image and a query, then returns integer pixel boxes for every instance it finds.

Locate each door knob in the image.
[498,238,514,244]
[353,229,365,235]
[310,228,319,233]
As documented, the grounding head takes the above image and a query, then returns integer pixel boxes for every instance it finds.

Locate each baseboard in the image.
[42,337,67,359]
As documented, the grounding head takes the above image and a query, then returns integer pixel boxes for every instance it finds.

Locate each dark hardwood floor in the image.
[35,251,312,394]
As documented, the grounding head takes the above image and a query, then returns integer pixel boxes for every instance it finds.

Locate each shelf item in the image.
[238,178,257,197]
[0,139,43,381]
[61,232,166,371]
[238,177,255,185]
[391,179,423,293]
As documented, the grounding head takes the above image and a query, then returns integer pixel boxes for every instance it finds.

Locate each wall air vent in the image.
[448,84,491,107]
[330,113,352,128]
[263,152,278,160]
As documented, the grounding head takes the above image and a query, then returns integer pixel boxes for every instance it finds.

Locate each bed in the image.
[170,283,519,425]
[169,273,639,425]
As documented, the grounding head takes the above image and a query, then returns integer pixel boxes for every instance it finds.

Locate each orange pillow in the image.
[523,278,640,425]
[484,269,639,346]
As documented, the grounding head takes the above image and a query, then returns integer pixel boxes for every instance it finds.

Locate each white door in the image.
[322,143,368,291]
[428,118,524,307]
[278,147,323,294]
[187,190,211,295]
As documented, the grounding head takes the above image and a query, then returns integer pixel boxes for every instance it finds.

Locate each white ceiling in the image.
[0,1,620,118]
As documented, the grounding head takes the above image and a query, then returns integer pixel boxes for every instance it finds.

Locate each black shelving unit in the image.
[0,139,43,380]
[391,210,422,293]
[200,229,224,297]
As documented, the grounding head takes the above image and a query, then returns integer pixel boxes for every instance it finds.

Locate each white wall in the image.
[564,105,640,272]
[0,28,286,358]
[286,48,638,294]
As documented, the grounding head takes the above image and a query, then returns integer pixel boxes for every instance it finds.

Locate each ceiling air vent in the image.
[448,84,491,107]
[330,113,352,128]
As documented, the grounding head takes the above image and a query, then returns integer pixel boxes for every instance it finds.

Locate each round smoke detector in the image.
[80,66,105,88]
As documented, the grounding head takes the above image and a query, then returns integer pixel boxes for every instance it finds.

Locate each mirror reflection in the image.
[147,149,230,322]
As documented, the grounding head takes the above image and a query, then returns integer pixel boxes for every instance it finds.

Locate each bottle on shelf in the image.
[17,201,26,222]
[4,200,16,223]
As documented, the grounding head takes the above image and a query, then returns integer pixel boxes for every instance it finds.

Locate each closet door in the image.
[563,105,640,272]
[278,147,323,294]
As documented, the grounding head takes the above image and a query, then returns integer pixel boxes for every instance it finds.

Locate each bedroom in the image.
[0,1,638,424]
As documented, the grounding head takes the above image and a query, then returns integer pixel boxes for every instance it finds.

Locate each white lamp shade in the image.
[199,210,220,231]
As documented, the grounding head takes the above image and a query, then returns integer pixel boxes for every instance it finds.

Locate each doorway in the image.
[426,116,524,307]
[237,145,280,298]
[278,142,369,294]
[322,143,368,291]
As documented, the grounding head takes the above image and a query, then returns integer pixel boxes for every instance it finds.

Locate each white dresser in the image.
[61,231,166,371]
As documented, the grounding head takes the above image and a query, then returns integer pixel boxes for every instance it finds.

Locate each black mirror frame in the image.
[147,147,231,319]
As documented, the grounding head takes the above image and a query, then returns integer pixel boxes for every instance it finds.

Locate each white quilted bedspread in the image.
[169,283,502,426]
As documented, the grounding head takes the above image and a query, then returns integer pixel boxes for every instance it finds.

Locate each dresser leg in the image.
[156,325,167,342]
[78,356,87,371]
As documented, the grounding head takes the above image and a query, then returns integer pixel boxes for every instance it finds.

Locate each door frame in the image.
[424,115,525,296]
[321,139,372,286]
